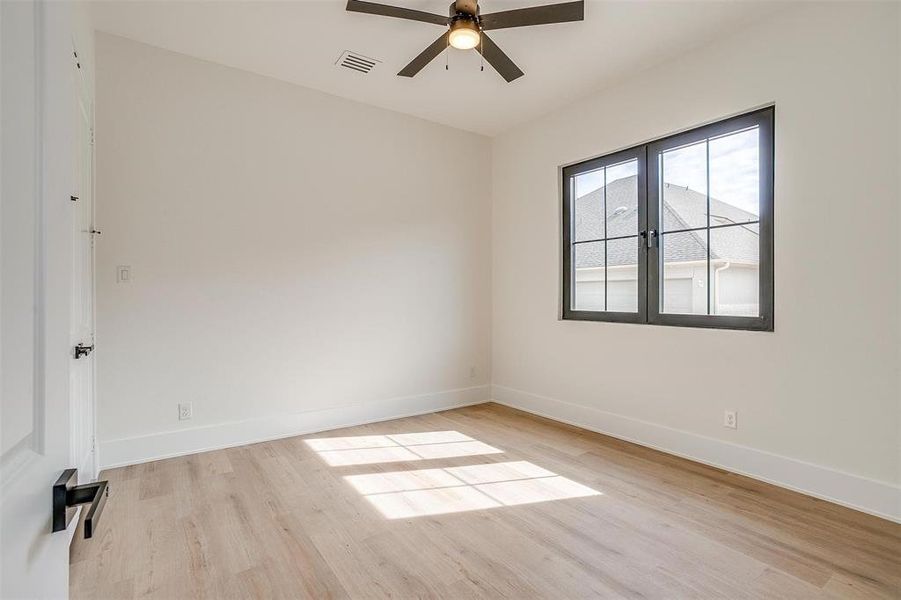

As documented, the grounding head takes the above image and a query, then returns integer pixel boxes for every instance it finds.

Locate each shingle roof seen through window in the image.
[574,175,759,269]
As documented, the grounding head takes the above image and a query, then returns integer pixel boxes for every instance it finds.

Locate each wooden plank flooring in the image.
[70,403,901,599]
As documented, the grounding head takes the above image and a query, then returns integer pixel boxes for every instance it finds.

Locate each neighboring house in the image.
[574,175,760,315]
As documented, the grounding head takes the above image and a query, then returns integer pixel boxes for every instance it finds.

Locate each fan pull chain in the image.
[445,37,449,71]
[478,29,484,71]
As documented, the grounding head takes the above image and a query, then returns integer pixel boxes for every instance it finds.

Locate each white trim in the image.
[99,385,490,469]
[491,384,901,523]
[0,437,41,500]
[65,506,82,547]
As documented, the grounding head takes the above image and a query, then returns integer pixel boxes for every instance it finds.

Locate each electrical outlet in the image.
[179,402,193,421]
[469,366,477,379]
[724,410,737,429]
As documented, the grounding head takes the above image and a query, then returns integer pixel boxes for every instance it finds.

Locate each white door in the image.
[71,46,97,483]
[1,2,93,597]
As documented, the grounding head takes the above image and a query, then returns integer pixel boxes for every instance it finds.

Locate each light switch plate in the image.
[116,265,131,283]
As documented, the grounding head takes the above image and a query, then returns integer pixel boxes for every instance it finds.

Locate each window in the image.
[562,107,774,331]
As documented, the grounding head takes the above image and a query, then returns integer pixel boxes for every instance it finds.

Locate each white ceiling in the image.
[90,0,787,136]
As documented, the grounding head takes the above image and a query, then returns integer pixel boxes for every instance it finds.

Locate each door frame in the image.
[71,34,98,481]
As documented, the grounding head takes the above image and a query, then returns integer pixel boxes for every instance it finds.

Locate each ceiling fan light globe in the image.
[449,23,480,50]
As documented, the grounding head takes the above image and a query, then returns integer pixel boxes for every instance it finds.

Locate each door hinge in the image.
[74,343,94,359]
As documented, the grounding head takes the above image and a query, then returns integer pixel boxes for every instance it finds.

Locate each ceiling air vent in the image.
[336,51,380,74]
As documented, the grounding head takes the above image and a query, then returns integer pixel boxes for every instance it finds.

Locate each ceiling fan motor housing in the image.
[449,0,481,50]
[451,0,480,18]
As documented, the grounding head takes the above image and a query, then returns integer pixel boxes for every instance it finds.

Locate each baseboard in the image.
[491,384,900,523]
[99,385,490,469]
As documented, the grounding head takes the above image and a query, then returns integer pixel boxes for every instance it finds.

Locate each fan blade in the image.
[398,32,450,77]
[346,0,447,26]
[480,1,583,30]
[480,33,524,82]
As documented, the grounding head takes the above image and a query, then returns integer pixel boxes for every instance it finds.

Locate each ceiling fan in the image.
[345,0,584,82]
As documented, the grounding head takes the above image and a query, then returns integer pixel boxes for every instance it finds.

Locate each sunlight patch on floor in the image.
[344,460,602,519]
[407,440,502,460]
[365,485,502,518]
[387,431,474,445]
[445,460,555,484]
[315,446,423,466]
[305,431,504,466]
[345,467,462,495]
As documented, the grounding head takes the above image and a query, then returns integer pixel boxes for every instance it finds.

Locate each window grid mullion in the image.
[651,220,762,239]
[706,138,711,316]
[574,233,646,245]
[603,166,607,312]
[659,152,664,314]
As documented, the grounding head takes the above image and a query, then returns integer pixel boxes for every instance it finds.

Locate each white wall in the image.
[95,34,492,467]
[491,3,900,519]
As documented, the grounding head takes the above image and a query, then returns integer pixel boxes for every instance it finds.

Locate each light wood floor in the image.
[71,403,900,599]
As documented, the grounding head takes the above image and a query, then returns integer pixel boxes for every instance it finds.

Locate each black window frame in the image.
[561,106,774,332]
[562,145,648,324]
